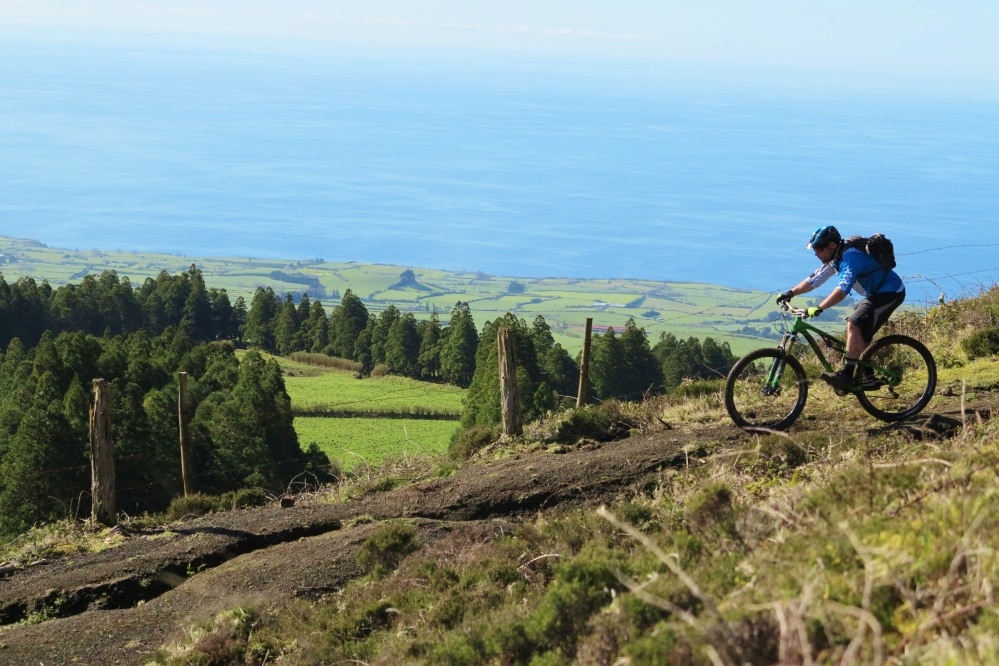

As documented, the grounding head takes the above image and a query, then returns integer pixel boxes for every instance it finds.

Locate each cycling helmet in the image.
[806,225,842,250]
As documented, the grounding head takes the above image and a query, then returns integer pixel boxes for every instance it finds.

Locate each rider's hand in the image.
[806,306,824,318]
[776,289,794,305]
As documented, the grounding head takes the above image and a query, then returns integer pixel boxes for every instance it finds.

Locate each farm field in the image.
[281,368,465,417]
[261,353,466,469]
[294,416,458,470]
[0,234,782,356]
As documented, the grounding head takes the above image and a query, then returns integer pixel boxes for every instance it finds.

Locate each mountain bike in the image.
[724,302,936,430]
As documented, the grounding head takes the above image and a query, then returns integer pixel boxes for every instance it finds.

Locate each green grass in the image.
[282,367,465,416]
[294,416,458,470]
[261,353,465,469]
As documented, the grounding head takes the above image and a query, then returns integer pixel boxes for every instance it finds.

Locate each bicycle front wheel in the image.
[855,334,936,422]
[725,348,808,430]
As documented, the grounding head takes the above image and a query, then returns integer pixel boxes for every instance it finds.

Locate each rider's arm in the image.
[817,287,848,311]
[786,279,815,298]
[785,262,836,298]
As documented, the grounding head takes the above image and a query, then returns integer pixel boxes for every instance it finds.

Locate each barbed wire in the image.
[899,243,999,257]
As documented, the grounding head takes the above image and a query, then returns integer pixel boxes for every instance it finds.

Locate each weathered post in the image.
[576,317,593,407]
[178,371,193,496]
[90,378,116,526]
[498,327,522,436]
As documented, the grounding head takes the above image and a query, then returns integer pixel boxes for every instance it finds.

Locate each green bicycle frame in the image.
[782,315,842,373]
[765,312,900,393]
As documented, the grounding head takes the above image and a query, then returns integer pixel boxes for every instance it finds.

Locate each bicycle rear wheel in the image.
[855,334,936,422]
[725,348,808,430]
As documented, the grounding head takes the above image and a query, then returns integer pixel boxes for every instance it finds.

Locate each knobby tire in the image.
[855,334,936,422]
[724,348,808,431]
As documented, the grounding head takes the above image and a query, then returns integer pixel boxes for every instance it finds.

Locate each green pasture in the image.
[1,234,779,356]
[278,368,465,416]
[295,416,458,470]
[263,353,465,468]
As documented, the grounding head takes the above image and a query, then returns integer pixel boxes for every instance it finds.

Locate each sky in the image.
[3,0,999,82]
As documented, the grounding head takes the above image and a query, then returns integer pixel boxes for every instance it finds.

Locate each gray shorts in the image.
[850,290,905,343]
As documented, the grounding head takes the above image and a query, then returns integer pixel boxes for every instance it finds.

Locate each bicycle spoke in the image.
[725,349,807,430]
[856,335,936,422]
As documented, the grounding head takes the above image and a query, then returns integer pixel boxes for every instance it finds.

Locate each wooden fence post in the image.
[90,378,116,526]
[178,371,193,496]
[498,328,522,436]
[577,317,593,407]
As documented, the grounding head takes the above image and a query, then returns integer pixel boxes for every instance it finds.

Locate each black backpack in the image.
[838,233,896,272]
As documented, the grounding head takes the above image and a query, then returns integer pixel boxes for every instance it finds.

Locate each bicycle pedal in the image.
[833,387,848,397]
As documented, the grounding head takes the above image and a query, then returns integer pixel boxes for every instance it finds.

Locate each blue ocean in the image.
[1,42,998,306]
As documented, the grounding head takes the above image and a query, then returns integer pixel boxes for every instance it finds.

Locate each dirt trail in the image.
[0,392,987,665]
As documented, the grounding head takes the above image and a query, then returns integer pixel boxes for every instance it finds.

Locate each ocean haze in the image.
[1,42,998,306]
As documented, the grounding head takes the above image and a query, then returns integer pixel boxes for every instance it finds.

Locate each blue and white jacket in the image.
[806,247,904,297]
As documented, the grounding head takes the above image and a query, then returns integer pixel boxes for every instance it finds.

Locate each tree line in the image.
[0,328,328,537]
[0,267,737,536]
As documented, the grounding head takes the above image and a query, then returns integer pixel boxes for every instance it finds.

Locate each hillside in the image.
[1,285,998,665]
[0,391,985,665]
[1,284,998,664]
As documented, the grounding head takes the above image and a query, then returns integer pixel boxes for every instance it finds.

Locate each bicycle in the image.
[724,302,936,430]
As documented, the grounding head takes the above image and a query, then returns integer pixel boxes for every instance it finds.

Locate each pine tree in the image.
[440,302,479,388]
[618,319,663,397]
[273,294,302,355]
[182,265,214,341]
[416,313,442,380]
[370,305,401,367]
[327,289,369,360]
[242,287,281,352]
[385,312,420,376]
[0,373,87,535]
[302,299,329,353]
[590,327,626,400]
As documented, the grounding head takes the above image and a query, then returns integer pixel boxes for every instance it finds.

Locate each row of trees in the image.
[0,266,245,349]
[0,326,328,537]
[1,267,737,403]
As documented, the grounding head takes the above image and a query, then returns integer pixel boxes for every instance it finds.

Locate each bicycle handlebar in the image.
[779,301,810,318]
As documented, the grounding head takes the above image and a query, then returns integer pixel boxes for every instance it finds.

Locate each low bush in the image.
[449,424,501,460]
[165,494,219,521]
[288,352,363,373]
[218,487,270,510]
[961,326,999,360]
[357,521,420,576]
[549,400,635,444]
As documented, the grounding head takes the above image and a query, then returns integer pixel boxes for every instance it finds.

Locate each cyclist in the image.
[775,225,906,392]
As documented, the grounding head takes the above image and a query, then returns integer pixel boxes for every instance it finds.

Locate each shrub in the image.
[218,487,270,510]
[288,352,363,373]
[154,607,260,665]
[749,437,808,478]
[357,521,419,575]
[449,425,500,460]
[165,494,219,521]
[524,557,619,656]
[685,482,741,547]
[670,378,724,400]
[549,401,634,444]
[961,326,999,360]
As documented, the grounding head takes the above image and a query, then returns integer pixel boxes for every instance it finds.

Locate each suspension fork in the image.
[764,332,797,393]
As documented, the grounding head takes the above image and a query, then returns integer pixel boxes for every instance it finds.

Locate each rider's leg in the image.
[830,291,905,387]
[843,320,867,366]
[821,306,874,390]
